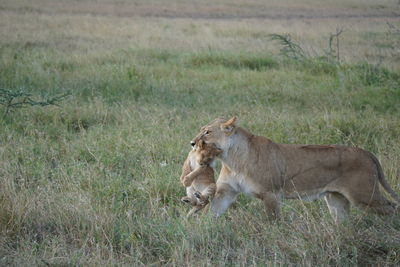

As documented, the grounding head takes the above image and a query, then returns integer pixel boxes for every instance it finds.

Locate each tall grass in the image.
[1,0,400,265]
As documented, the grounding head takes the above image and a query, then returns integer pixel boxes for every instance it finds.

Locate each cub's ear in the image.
[197,139,205,148]
[221,116,237,133]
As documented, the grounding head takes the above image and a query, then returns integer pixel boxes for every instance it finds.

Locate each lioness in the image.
[191,117,399,222]
[180,140,222,217]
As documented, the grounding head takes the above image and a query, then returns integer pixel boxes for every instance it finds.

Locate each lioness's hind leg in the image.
[343,175,397,215]
[325,192,350,223]
[350,193,397,215]
[370,202,397,215]
[262,192,281,220]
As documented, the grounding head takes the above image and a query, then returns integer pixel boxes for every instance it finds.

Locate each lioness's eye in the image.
[205,130,211,135]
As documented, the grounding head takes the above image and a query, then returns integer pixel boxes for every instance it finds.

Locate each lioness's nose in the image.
[190,141,195,147]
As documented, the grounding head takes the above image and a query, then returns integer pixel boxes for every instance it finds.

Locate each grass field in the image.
[1,0,400,265]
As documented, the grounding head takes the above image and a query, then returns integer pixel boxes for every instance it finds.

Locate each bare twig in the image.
[0,88,69,118]
[386,22,400,35]
[329,28,343,61]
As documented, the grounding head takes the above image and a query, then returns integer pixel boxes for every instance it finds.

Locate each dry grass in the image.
[0,0,399,266]
[1,0,399,66]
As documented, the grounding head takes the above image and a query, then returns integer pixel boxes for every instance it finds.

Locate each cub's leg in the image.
[194,183,217,206]
[181,196,196,205]
[181,186,198,205]
[262,192,282,220]
[210,183,238,217]
[182,166,205,187]
[324,192,350,223]
[186,205,204,218]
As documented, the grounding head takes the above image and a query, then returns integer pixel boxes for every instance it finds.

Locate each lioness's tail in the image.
[367,151,400,204]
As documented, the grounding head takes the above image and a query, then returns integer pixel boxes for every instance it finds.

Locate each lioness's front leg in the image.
[210,183,238,217]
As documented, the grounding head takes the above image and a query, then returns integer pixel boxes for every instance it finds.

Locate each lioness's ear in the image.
[221,116,237,133]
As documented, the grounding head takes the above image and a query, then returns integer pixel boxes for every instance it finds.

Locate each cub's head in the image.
[191,117,237,151]
[196,139,222,166]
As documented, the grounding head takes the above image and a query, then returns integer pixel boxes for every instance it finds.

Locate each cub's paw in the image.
[199,199,209,206]
[199,199,208,207]
[194,191,202,199]
[181,197,191,204]
[182,176,192,187]
[194,192,208,206]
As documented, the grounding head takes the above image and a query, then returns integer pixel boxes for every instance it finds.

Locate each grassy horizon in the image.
[1,0,400,265]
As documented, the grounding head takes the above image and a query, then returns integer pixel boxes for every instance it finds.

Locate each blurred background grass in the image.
[0,0,399,265]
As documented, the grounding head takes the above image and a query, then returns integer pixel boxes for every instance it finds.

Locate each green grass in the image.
[1,0,400,265]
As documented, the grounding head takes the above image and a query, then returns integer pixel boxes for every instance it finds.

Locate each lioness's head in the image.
[196,139,223,166]
[191,117,237,152]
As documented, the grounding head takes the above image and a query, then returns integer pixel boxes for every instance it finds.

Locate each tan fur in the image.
[180,140,222,217]
[191,117,399,221]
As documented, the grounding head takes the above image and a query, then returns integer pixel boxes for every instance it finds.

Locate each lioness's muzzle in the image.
[191,132,204,147]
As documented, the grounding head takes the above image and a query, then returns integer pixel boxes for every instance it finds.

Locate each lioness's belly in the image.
[281,163,341,201]
[283,188,327,201]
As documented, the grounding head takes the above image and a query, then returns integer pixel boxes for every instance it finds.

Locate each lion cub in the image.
[180,140,222,216]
